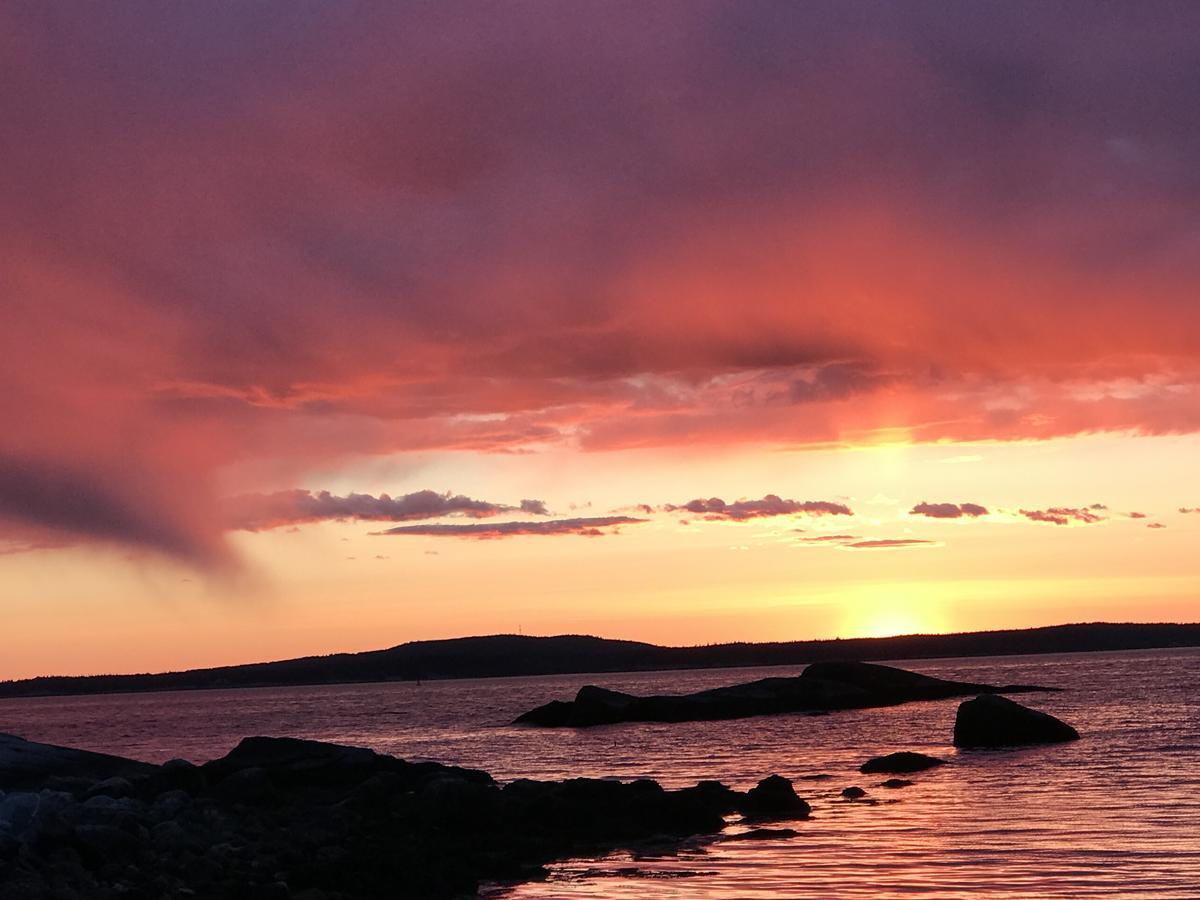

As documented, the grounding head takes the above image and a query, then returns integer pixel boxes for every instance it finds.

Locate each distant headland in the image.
[1,621,1197,699]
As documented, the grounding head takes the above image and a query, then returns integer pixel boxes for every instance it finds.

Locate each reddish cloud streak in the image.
[844,539,938,550]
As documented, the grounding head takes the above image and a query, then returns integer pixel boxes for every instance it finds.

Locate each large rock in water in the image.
[953,694,1080,747]
[514,660,1058,727]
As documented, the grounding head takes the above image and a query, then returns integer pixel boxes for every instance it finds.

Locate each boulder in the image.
[841,786,866,799]
[859,751,945,774]
[739,775,810,819]
[880,778,914,789]
[953,694,1079,747]
[0,734,152,790]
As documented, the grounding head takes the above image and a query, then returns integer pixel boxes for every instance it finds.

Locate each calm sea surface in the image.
[2,648,1198,898]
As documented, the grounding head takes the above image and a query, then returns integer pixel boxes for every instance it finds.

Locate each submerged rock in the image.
[859,752,946,774]
[514,661,1057,728]
[880,778,914,789]
[841,786,867,799]
[953,694,1080,747]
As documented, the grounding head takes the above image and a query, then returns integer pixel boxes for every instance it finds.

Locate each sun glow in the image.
[836,585,950,639]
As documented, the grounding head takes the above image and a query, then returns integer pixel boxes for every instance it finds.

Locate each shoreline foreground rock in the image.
[0,733,807,900]
[514,661,1057,728]
[953,694,1080,747]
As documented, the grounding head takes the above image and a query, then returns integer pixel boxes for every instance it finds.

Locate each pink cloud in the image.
[844,539,938,550]
[3,4,1200,560]
[910,501,989,519]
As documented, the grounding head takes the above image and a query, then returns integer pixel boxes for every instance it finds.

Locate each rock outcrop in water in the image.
[953,694,1080,747]
[0,733,809,899]
[859,751,946,774]
[514,661,1056,727]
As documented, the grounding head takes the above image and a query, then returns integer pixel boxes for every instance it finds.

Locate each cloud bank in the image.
[4,2,1200,560]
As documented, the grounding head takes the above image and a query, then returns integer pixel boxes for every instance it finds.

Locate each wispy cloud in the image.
[1018,506,1107,526]
[377,516,646,539]
[843,539,939,550]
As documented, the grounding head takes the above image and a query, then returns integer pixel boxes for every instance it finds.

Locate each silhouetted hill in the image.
[2,622,1198,699]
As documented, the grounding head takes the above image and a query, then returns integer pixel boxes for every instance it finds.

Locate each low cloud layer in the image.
[228,489,547,532]
[377,516,645,539]
[665,495,852,521]
[910,501,989,519]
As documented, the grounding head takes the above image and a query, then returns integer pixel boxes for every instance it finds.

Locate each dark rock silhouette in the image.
[880,778,915,789]
[741,775,811,820]
[953,694,1080,747]
[859,751,946,774]
[515,660,1055,727]
[841,786,867,799]
[0,732,154,790]
[0,733,811,899]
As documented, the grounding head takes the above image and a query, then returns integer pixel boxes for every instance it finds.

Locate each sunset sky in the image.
[3,2,1200,679]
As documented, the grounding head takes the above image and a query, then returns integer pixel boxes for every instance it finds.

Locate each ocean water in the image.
[2,648,1197,898]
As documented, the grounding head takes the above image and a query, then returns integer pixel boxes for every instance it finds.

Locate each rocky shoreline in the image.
[1,669,1079,899]
[0,732,817,900]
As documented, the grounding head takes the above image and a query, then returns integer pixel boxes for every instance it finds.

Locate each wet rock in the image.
[953,694,1080,747]
[859,752,945,774]
[740,775,810,820]
[880,778,914,789]
[841,786,867,799]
